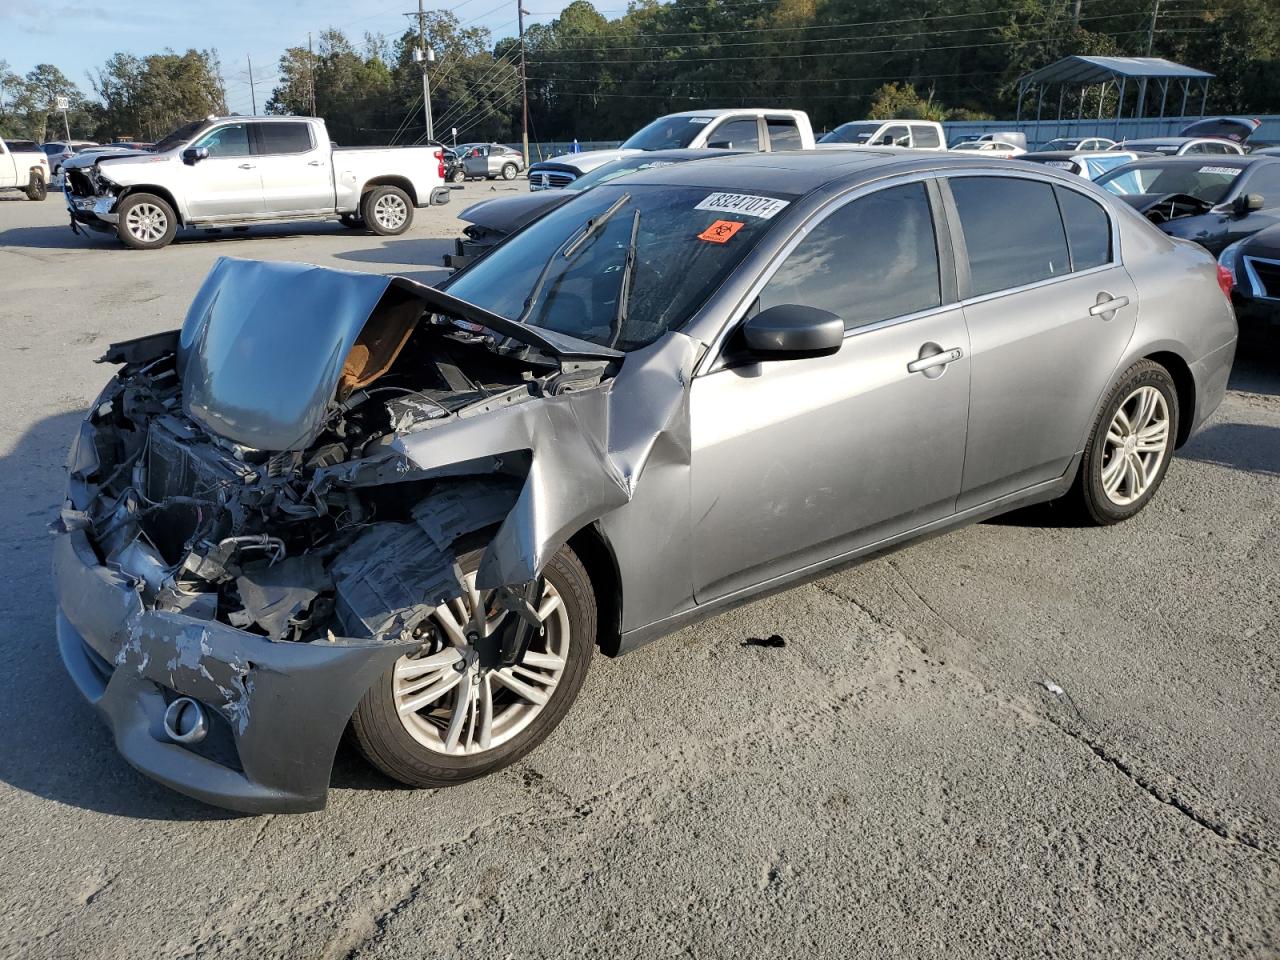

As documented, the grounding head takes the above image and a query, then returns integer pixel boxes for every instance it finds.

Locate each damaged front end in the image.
[53,256,694,813]
[63,158,125,232]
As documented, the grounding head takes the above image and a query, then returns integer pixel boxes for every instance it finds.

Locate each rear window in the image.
[767,118,803,151]
[950,177,1070,296]
[912,125,941,148]
[256,122,313,154]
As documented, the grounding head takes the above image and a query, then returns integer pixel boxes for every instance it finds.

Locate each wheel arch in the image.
[118,184,185,225]
[1144,349,1196,448]
[567,522,623,657]
[361,175,418,206]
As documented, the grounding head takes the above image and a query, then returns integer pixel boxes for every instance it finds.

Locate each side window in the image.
[759,182,942,331]
[912,125,941,149]
[1241,164,1280,203]
[256,122,313,154]
[950,176,1070,296]
[710,118,761,151]
[193,124,250,158]
[878,125,909,146]
[766,118,803,151]
[1184,142,1209,155]
[1055,186,1111,271]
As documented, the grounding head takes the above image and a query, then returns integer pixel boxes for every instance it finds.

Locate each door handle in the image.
[307,160,323,166]
[907,346,964,374]
[1089,295,1129,317]
[238,163,256,170]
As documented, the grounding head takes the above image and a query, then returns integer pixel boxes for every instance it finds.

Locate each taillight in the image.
[1217,263,1233,299]
[435,149,445,180]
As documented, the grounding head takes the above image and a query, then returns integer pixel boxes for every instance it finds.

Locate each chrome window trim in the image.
[1242,255,1280,301]
[696,170,949,376]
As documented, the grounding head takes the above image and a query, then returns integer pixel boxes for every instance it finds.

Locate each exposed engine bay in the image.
[58,257,619,652]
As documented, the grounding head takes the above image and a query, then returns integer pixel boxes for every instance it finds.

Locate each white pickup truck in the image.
[0,139,51,200]
[526,109,816,190]
[63,115,450,249]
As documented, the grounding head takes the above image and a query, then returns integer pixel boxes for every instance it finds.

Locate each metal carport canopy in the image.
[1018,56,1214,86]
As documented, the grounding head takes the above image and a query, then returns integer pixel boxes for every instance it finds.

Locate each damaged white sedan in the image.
[53,152,1236,812]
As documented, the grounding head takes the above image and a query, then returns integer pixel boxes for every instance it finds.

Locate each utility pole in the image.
[247,54,257,114]
[415,0,434,142]
[307,33,317,116]
[518,1,529,165]
[1145,0,1161,56]
[1071,0,1081,27]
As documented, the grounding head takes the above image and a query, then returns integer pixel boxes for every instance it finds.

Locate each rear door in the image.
[764,116,804,151]
[253,121,332,215]
[689,178,971,600]
[704,116,763,152]
[184,122,264,219]
[942,173,1138,508]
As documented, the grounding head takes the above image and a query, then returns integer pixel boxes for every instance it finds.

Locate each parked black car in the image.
[1220,223,1280,328]
[1094,156,1280,254]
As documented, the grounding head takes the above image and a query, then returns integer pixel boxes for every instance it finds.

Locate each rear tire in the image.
[25,174,47,201]
[501,162,518,181]
[115,192,177,249]
[1066,359,1179,525]
[450,168,465,183]
[351,543,596,788]
[361,185,413,236]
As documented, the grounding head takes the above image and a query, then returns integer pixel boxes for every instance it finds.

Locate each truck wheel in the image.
[116,193,177,249]
[501,162,518,181]
[362,185,413,236]
[339,213,364,229]
[351,543,596,788]
[25,174,47,201]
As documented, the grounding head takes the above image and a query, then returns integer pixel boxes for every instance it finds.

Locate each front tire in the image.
[1068,359,1179,525]
[25,174,47,201]
[351,543,596,788]
[450,168,465,183]
[361,185,413,236]
[116,192,177,249]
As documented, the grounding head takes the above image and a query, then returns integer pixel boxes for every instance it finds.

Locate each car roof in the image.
[615,150,1059,195]
[663,108,802,119]
[1107,154,1261,169]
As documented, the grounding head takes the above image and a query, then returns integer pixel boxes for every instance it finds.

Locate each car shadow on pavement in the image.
[0,409,239,820]
[332,238,454,285]
[1180,421,1280,477]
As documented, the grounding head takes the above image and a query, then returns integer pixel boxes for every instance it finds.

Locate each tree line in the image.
[2,0,1276,147]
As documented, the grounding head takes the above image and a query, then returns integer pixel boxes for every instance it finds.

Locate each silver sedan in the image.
[54,151,1236,812]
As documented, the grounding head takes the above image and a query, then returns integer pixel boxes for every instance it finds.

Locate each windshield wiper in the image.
[609,209,641,349]
[517,192,630,325]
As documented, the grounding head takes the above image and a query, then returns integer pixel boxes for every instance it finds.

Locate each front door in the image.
[184,122,264,219]
[690,179,971,601]
[253,121,332,215]
[943,174,1140,508]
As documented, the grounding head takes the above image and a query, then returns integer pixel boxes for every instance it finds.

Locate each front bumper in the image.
[66,192,119,231]
[53,527,410,813]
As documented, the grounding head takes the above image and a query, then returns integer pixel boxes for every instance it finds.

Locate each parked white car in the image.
[0,139,51,200]
[951,140,1026,157]
[816,120,946,151]
[526,109,816,190]
[62,115,451,249]
[1111,137,1246,157]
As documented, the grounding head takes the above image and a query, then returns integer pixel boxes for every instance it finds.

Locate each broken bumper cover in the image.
[66,192,119,230]
[53,528,410,814]
[429,186,451,206]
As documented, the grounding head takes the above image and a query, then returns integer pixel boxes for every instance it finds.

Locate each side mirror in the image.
[741,304,844,360]
[182,147,208,165]
[1233,192,1264,214]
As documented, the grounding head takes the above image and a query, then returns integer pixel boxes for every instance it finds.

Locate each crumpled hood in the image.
[532,148,642,175]
[460,191,574,232]
[62,149,161,173]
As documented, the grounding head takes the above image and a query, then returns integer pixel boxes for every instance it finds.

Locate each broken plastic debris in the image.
[1040,681,1066,696]
[742,634,786,649]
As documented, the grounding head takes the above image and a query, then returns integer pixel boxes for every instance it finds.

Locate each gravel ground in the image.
[0,186,1277,959]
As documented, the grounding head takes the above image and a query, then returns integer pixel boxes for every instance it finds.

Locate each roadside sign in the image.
[55,96,69,111]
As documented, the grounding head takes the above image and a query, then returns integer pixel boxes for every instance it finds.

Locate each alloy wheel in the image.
[126,202,168,243]
[373,194,408,231]
[1100,385,1170,506]
[392,571,571,756]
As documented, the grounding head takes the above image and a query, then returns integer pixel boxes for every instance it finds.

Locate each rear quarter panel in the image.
[334,146,441,209]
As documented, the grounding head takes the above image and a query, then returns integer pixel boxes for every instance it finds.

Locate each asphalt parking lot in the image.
[0,185,1277,959]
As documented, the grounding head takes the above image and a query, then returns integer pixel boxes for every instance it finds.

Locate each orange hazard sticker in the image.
[697,220,745,243]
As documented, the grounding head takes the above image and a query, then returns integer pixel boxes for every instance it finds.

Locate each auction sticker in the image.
[695,192,790,219]
[698,220,745,243]
[1198,165,1241,176]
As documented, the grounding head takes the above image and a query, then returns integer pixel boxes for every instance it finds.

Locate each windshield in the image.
[621,116,714,151]
[1043,139,1080,151]
[1081,154,1134,179]
[443,184,791,351]
[819,122,881,145]
[567,155,686,192]
[150,120,209,153]
[1096,163,1244,203]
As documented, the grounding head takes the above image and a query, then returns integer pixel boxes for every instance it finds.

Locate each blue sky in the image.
[2,0,578,114]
